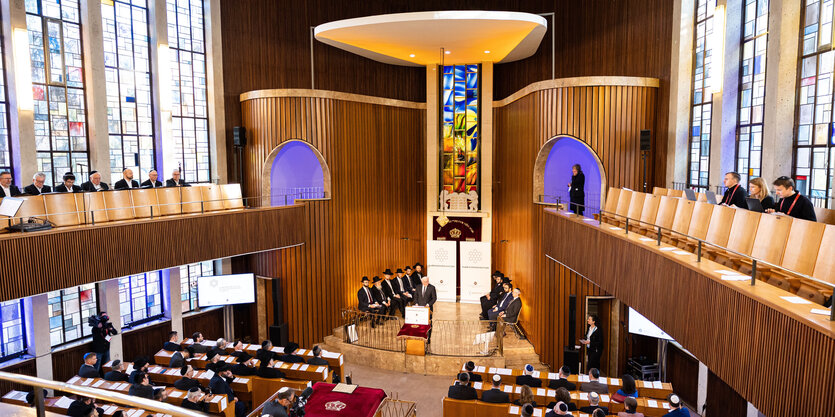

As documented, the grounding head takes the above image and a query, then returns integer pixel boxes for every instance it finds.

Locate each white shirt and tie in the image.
[1,185,10,197]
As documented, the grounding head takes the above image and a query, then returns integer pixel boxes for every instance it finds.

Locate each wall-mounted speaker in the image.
[640,129,651,152]
[233,126,247,147]
[568,294,577,346]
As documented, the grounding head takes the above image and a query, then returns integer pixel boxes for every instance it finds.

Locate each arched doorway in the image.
[262,140,331,206]
[533,135,606,215]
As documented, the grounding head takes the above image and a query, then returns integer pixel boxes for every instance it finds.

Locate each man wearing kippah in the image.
[662,394,689,417]
[480,374,509,403]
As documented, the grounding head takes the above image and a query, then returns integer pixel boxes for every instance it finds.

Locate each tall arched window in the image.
[736,0,769,186]
[688,0,717,190]
[26,0,89,187]
[797,1,835,207]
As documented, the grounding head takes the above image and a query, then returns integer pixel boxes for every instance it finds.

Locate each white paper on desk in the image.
[54,396,75,408]
[598,376,607,384]
[610,378,621,385]
[203,370,215,380]
[509,406,520,414]
[233,378,249,384]
[578,374,590,382]
[531,371,540,378]
[503,385,513,393]
[150,366,163,373]
[659,247,677,251]
[609,227,623,231]
[514,386,521,394]
[579,392,589,401]
[533,409,543,417]
[601,394,610,402]
[546,389,555,397]
[652,381,663,389]
[322,351,340,359]
[487,367,497,374]
[647,400,658,408]
[673,250,690,255]
[497,368,512,375]
[68,376,80,384]
[224,356,235,363]
[639,237,655,242]
[221,397,227,410]
[720,275,750,281]
[583,218,597,222]
[290,363,301,370]
[536,388,546,396]
[780,296,813,304]
[473,382,482,390]
[92,380,105,388]
[81,378,93,386]
[210,396,222,403]
[641,380,652,388]
[128,409,143,417]
[315,366,327,373]
[300,364,309,371]
[103,405,117,414]
[166,369,180,376]
[202,340,217,347]
[547,372,558,380]
[339,356,344,365]
[714,269,738,275]
[811,308,832,315]
[125,364,134,374]
[662,402,671,409]
[168,391,183,398]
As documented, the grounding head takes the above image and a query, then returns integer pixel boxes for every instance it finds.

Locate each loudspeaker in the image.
[568,294,577,348]
[269,324,289,347]
[564,347,580,375]
[233,126,247,147]
[272,278,284,324]
[640,129,651,151]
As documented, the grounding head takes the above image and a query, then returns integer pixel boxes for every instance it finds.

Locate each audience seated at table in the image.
[748,177,775,211]
[230,352,258,376]
[168,346,193,369]
[103,359,129,382]
[190,332,211,354]
[720,172,748,209]
[174,365,205,392]
[22,172,50,195]
[463,361,482,382]
[257,355,286,379]
[78,353,99,378]
[515,364,542,387]
[210,338,228,357]
[66,396,103,417]
[163,331,183,352]
[307,345,328,366]
[545,402,569,417]
[579,368,608,394]
[613,374,639,402]
[579,391,608,415]
[548,365,576,390]
[519,403,535,417]
[256,340,276,363]
[447,372,477,400]
[512,384,537,407]
[767,176,817,221]
[205,350,224,373]
[229,340,247,359]
[662,394,689,417]
[180,387,210,413]
[209,363,246,417]
[618,397,644,417]
[480,374,509,403]
[128,372,155,399]
[276,342,304,363]
[128,358,149,384]
[546,387,577,411]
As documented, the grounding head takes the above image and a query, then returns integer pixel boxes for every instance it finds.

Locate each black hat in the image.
[372,276,381,283]
[492,270,503,277]
[180,365,189,376]
[414,263,423,268]
[522,404,535,416]
[361,276,369,282]
[502,277,512,285]
[206,351,218,361]
[396,268,403,273]
[89,170,98,175]
[111,359,122,368]
[405,265,412,270]
[215,363,231,373]
[465,361,475,371]
[284,342,299,353]
[383,269,393,275]
[63,172,76,181]
[237,352,252,362]
[133,357,148,369]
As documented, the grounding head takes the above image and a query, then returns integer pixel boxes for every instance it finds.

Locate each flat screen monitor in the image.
[705,191,718,204]
[628,307,673,341]
[197,273,255,307]
[0,197,24,217]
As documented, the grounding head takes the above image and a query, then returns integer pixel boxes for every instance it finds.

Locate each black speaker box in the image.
[233,126,247,147]
[269,324,289,347]
[568,294,577,348]
[640,129,651,151]
[564,347,580,374]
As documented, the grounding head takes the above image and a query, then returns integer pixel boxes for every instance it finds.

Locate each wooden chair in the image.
[442,398,477,417]
[633,193,661,234]
[762,219,827,294]
[76,192,109,224]
[667,189,684,198]
[43,193,82,227]
[155,187,182,216]
[648,196,679,238]
[221,183,245,209]
[674,202,714,249]
[697,205,736,252]
[131,188,160,218]
[181,187,204,214]
[706,208,760,263]
[652,187,667,196]
[475,401,511,417]
[734,214,793,275]
[794,223,835,305]
[814,206,835,226]
[200,184,225,212]
[103,190,136,222]
[618,191,646,228]
[661,199,693,244]
[600,187,621,223]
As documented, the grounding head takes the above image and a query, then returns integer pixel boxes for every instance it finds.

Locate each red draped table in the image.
[304,382,387,417]
[397,324,431,356]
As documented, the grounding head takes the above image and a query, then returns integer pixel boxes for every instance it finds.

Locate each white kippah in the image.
[278,387,290,394]
[669,394,681,405]
[589,391,599,400]
[492,374,502,383]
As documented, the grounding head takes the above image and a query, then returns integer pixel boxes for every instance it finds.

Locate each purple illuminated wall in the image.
[270,141,325,206]
[543,136,604,214]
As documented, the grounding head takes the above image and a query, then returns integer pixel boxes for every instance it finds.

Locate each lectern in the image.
[397,306,431,356]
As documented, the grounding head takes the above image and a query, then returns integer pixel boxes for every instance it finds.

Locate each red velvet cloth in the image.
[396,323,431,340]
[304,382,387,417]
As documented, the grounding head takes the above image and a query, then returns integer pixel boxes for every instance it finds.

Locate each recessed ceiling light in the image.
[444,50,451,55]
[409,54,415,58]
[484,50,491,54]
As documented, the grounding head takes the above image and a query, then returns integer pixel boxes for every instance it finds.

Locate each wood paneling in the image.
[543,210,835,417]
[493,82,658,370]
[0,205,305,302]
[52,343,92,383]
[183,308,224,343]
[240,93,426,348]
[122,321,172,363]
[667,343,699,409]
[0,359,37,395]
[707,369,747,417]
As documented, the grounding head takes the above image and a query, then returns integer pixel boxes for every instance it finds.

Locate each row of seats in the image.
[443,397,674,417]
[600,188,835,304]
[2,390,170,417]
[0,183,244,229]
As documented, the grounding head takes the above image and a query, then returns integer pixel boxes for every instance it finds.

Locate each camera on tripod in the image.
[288,387,313,417]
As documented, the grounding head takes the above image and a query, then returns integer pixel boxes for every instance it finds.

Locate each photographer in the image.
[262,387,294,417]
[89,311,118,372]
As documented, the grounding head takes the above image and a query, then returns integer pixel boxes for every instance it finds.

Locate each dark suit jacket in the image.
[721,184,748,208]
[277,353,304,363]
[166,178,190,187]
[190,343,210,354]
[181,398,210,413]
[579,381,609,394]
[548,377,576,391]
[209,346,227,357]
[467,371,482,382]
[407,273,420,289]
[209,375,235,401]
[489,282,504,300]
[414,284,437,309]
[580,405,609,414]
[370,286,388,305]
[503,297,522,323]
[54,184,82,193]
[174,377,203,392]
[78,364,98,378]
[381,280,398,299]
[588,327,604,355]
[23,184,50,195]
[494,292,512,312]
[263,401,290,417]
[103,370,129,382]
[169,352,186,369]
[480,388,509,403]
[141,179,163,188]
[230,350,248,359]
[230,363,258,376]
[67,400,102,417]
[357,286,375,311]
[80,181,109,192]
[447,384,478,400]
[515,374,542,388]
[307,357,329,366]
[257,366,286,379]
[394,276,412,294]
[114,179,140,190]
[0,185,21,197]
[128,383,155,399]
[163,341,183,351]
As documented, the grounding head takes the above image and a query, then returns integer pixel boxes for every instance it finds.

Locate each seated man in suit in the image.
[486,281,513,325]
[263,387,294,417]
[166,169,190,187]
[54,172,82,193]
[662,394,689,417]
[481,374,509,403]
[128,357,149,384]
[257,355,286,379]
[174,365,206,392]
[103,359,129,382]
[114,168,139,190]
[381,271,402,317]
[66,397,104,417]
[370,276,393,317]
[414,275,437,312]
[80,171,109,192]
[447,372,477,400]
[307,345,329,366]
[205,350,224,373]
[141,170,163,188]
[169,346,193,368]
[256,340,276,363]
[480,271,505,320]
[719,171,748,208]
[229,340,247,359]
[128,371,155,399]
[357,276,384,326]
[163,331,183,352]
[548,366,576,390]
[277,342,304,363]
[395,268,415,299]
[0,171,21,197]
[209,364,247,417]
[230,352,258,376]
[515,364,542,387]
[23,172,51,195]
[618,397,644,417]
[180,387,210,413]
[78,352,99,378]
[190,332,211,354]
[579,391,609,415]
[501,288,523,325]
[464,361,482,382]
[210,338,228,357]
[579,368,609,394]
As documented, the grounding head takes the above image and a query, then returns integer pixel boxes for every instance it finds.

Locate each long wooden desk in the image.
[153,349,329,382]
[442,396,672,417]
[102,360,253,401]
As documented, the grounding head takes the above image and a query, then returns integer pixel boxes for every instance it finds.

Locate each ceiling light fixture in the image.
[484,50,491,54]
[444,50,451,55]
[409,53,415,58]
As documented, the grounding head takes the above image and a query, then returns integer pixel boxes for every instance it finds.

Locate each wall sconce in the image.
[709,5,726,95]
[12,28,33,112]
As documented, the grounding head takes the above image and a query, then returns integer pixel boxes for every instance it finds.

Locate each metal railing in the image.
[376,398,418,417]
[0,371,205,417]
[554,197,835,321]
[537,192,601,216]
[341,308,406,352]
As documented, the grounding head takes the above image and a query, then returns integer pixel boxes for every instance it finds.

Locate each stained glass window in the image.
[47,284,98,347]
[180,261,214,312]
[0,7,12,177]
[26,0,89,187]
[0,299,27,363]
[102,0,155,182]
[796,1,835,207]
[736,0,769,186]
[689,0,717,190]
[118,271,163,328]
[167,0,211,183]
[441,65,479,197]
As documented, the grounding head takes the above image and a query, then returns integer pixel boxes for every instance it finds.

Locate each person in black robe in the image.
[230,352,258,376]
[277,342,304,363]
[767,176,817,222]
[480,271,505,320]
[180,388,210,412]
[381,271,402,317]
[569,164,586,215]
[370,276,392,318]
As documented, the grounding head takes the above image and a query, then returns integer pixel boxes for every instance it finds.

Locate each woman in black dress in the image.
[569,164,586,215]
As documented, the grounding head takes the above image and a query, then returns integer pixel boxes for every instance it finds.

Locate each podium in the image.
[397,306,431,356]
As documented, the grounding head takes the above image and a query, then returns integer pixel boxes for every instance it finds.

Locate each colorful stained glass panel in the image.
[441,65,479,194]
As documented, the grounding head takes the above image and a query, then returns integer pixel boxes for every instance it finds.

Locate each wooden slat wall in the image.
[122,321,173,364]
[542,211,835,417]
[667,344,700,409]
[0,359,37,395]
[493,84,658,370]
[52,343,91,383]
[240,94,426,348]
[0,206,306,302]
[183,308,224,343]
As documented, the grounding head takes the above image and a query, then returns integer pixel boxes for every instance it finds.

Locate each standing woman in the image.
[569,164,586,215]
[748,177,775,211]
[580,314,603,371]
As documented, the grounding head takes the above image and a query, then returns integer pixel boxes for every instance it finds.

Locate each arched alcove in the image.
[261,140,332,206]
[533,135,606,215]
